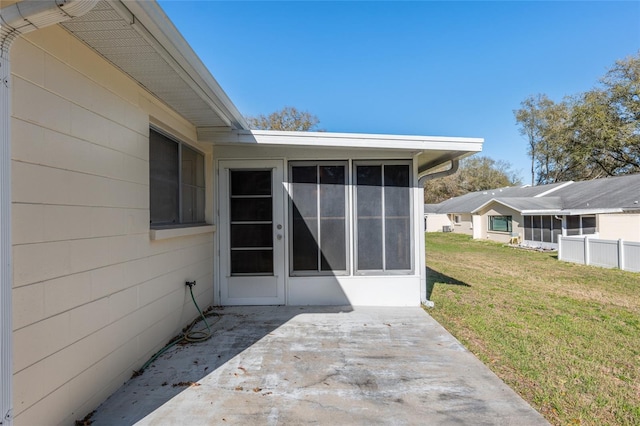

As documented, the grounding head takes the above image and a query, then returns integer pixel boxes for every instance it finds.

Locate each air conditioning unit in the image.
[443,225,453,233]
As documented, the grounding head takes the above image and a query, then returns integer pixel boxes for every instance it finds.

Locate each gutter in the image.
[0,2,98,424]
[418,159,459,186]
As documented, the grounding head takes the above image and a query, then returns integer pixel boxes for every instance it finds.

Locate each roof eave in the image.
[199,129,482,167]
[118,1,249,130]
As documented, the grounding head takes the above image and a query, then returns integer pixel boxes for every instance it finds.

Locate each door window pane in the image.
[231,250,274,274]
[231,224,273,248]
[231,170,271,196]
[230,170,273,275]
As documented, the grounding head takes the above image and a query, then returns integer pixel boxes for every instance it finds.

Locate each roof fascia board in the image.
[563,208,624,215]
[111,1,248,130]
[534,181,574,197]
[520,208,624,215]
[202,129,484,151]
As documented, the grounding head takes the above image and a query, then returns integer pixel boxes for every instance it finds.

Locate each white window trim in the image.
[353,160,414,275]
[149,126,208,229]
[288,161,350,277]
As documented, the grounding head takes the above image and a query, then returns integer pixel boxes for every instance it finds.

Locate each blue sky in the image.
[158,1,640,182]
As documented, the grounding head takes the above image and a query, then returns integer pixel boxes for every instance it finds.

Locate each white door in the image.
[219,160,286,305]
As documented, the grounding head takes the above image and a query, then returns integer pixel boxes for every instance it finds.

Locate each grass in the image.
[425,233,640,426]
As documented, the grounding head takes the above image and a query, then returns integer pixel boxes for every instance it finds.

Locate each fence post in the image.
[584,236,590,266]
[618,239,625,271]
[558,235,563,260]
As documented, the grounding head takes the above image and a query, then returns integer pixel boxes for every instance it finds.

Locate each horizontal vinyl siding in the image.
[11,26,213,426]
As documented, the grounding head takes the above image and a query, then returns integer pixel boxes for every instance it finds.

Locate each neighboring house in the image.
[423,205,452,232]
[425,174,640,248]
[0,1,483,424]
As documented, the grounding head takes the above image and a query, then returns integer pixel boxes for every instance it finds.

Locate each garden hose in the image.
[133,282,218,376]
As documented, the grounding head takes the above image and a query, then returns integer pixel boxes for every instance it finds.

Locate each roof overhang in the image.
[56,0,248,131]
[200,129,483,172]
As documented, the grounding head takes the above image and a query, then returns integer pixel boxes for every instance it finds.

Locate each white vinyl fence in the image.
[558,236,640,272]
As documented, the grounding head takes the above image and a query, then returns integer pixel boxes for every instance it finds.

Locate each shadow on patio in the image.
[88,305,353,425]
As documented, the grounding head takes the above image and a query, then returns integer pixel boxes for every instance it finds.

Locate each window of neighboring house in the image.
[355,162,412,273]
[488,215,512,233]
[454,215,461,224]
[289,162,348,275]
[150,128,205,227]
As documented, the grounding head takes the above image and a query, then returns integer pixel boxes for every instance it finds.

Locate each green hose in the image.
[133,283,218,376]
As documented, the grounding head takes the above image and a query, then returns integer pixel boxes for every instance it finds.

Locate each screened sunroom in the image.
[206,130,483,306]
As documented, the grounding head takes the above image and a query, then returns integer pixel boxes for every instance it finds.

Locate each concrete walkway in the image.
[90,306,548,425]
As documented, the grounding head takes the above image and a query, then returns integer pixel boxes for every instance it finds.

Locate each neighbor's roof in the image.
[550,173,640,212]
[430,181,569,214]
[428,174,640,215]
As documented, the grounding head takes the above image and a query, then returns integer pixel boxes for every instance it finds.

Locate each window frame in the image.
[288,161,350,276]
[488,215,512,233]
[353,160,414,275]
[149,127,206,229]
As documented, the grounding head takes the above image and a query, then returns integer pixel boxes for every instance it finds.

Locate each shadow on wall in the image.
[426,266,471,300]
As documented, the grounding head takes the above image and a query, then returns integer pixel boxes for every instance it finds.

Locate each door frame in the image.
[217,159,286,305]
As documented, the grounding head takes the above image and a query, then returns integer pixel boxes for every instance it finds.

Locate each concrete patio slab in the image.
[90,306,548,425]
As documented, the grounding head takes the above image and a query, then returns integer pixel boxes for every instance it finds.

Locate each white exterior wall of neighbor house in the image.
[424,213,451,232]
[597,213,640,242]
[451,213,473,235]
[11,26,215,425]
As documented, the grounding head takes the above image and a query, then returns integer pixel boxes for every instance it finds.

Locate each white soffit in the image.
[59,0,247,130]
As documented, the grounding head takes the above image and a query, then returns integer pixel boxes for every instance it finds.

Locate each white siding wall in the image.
[11,26,214,425]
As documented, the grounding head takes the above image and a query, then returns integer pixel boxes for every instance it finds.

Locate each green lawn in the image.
[425,233,640,426]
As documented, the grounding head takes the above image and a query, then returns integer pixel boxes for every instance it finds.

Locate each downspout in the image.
[417,159,459,305]
[0,1,98,424]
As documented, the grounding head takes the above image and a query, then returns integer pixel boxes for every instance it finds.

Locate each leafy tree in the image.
[424,156,521,204]
[515,52,640,184]
[514,94,553,186]
[246,106,321,131]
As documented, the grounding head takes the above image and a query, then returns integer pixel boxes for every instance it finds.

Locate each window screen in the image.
[290,163,347,274]
[566,216,581,236]
[524,216,533,240]
[355,163,411,273]
[581,216,596,235]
